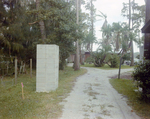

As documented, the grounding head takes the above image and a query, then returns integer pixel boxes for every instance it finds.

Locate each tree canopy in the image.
[0,0,88,69]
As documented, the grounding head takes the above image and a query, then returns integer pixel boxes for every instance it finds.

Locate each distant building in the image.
[67,54,74,63]
[84,52,91,61]
[141,20,150,60]
[67,51,91,63]
[141,0,150,60]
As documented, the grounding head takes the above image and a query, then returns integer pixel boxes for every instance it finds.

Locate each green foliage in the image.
[85,0,96,25]
[28,0,86,69]
[0,0,88,70]
[84,0,97,52]
[105,53,119,68]
[136,55,140,59]
[0,0,40,68]
[132,60,150,101]
[0,59,14,76]
[93,52,105,67]
[101,24,112,42]
[99,21,130,53]
[82,63,133,70]
[121,1,145,46]
[0,67,87,118]
[110,78,150,118]
[84,31,96,44]
[93,44,111,67]
[122,53,130,64]
[85,56,94,64]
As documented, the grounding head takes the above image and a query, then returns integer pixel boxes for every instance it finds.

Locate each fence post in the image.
[30,59,32,78]
[15,58,17,85]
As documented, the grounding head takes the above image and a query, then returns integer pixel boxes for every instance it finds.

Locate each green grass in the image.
[81,63,134,70]
[109,78,150,119]
[0,67,87,119]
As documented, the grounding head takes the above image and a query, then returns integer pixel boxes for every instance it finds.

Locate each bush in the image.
[85,56,94,64]
[122,53,130,64]
[132,60,150,101]
[93,52,105,67]
[105,54,119,68]
[0,58,14,76]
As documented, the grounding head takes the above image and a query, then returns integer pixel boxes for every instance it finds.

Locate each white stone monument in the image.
[36,44,59,92]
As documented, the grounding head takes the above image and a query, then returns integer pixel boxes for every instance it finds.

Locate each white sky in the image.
[84,0,145,52]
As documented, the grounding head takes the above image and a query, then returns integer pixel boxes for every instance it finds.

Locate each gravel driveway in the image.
[59,67,140,119]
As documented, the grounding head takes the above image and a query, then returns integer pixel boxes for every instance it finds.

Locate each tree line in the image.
[0,0,84,70]
[0,0,145,71]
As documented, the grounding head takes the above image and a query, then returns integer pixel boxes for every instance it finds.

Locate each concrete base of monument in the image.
[36,44,59,92]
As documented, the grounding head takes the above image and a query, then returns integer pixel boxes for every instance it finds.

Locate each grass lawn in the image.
[109,78,150,119]
[81,63,134,70]
[0,67,87,119]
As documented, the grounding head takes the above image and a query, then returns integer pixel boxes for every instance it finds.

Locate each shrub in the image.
[85,56,94,64]
[105,54,119,68]
[92,43,111,67]
[93,52,105,67]
[0,57,14,76]
[122,53,130,64]
[132,60,150,101]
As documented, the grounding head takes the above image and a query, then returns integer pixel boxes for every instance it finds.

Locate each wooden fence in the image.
[0,57,32,86]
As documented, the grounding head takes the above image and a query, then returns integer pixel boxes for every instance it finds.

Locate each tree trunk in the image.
[74,41,80,70]
[129,0,131,30]
[116,33,119,51]
[79,44,84,65]
[36,0,46,42]
[90,0,94,53]
[130,0,135,66]
[118,57,122,79]
[129,0,134,66]
[118,40,132,79]
[87,43,90,52]
[79,0,83,65]
[130,40,134,66]
[39,21,46,40]
[74,0,80,70]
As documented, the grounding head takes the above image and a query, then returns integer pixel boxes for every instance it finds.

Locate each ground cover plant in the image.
[0,67,87,119]
[81,63,133,70]
[132,60,150,101]
[109,78,150,119]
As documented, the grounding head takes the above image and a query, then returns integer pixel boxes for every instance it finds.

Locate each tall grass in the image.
[110,78,150,119]
[0,67,87,119]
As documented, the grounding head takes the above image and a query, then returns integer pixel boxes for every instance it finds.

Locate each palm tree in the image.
[85,0,96,53]
[101,24,112,45]
[94,42,112,67]
[97,11,107,28]
[111,22,124,52]
[97,11,112,46]
[84,31,96,51]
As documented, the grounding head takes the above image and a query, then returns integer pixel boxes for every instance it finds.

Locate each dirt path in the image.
[59,67,140,119]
